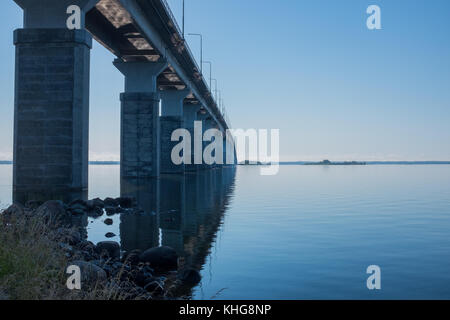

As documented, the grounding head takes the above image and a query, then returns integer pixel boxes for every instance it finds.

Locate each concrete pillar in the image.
[183,104,201,172]
[196,112,209,171]
[114,60,167,178]
[160,89,190,174]
[12,0,99,204]
[224,129,236,167]
[204,117,219,169]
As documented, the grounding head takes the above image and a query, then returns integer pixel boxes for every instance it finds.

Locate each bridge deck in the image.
[85,0,228,130]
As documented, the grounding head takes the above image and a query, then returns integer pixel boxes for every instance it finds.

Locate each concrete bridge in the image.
[12,0,235,203]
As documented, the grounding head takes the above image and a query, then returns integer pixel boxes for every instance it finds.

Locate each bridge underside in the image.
[12,0,234,204]
[86,0,213,109]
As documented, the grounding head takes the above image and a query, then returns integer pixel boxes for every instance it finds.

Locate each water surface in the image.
[1,164,450,299]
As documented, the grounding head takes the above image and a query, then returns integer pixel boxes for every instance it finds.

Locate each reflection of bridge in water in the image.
[120,167,236,296]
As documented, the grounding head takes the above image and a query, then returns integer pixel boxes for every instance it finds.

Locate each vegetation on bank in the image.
[0,204,137,300]
[0,205,73,299]
[0,200,196,300]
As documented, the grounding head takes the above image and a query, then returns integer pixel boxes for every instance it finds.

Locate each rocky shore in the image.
[1,198,201,300]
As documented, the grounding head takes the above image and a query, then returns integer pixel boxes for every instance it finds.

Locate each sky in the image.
[0,0,449,161]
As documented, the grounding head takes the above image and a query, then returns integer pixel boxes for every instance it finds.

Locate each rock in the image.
[3,203,25,217]
[104,197,119,207]
[59,242,73,253]
[139,246,178,271]
[116,197,135,208]
[178,268,202,285]
[122,249,142,265]
[96,241,120,260]
[134,271,154,288]
[85,200,95,211]
[93,198,105,208]
[105,206,118,216]
[105,232,116,238]
[87,207,103,218]
[69,199,87,208]
[56,228,82,245]
[104,218,113,225]
[70,208,86,216]
[24,200,43,210]
[69,261,107,287]
[35,201,70,227]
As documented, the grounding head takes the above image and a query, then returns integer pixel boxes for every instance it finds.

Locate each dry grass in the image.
[0,207,136,300]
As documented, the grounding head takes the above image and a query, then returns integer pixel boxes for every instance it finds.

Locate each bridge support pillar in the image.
[160,89,190,174]
[197,114,221,170]
[114,60,168,178]
[183,104,201,172]
[12,0,99,204]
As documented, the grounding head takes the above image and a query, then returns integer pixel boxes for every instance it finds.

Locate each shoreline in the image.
[0,198,200,300]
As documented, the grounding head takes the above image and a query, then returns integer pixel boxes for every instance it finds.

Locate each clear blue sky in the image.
[0,0,449,161]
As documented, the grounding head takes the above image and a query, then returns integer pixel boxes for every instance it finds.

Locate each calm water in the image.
[1,164,450,299]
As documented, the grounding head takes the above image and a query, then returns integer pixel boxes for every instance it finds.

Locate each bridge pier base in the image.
[114,60,167,179]
[13,29,93,204]
[12,0,100,204]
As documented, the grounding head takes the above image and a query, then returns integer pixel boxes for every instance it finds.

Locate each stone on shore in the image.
[116,197,135,208]
[104,197,119,207]
[178,268,202,285]
[70,261,107,287]
[35,200,70,227]
[3,203,25,217]
[96,241,120,260]
[139,246,178,271]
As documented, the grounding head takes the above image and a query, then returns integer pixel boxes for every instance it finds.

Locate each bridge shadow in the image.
[120,168,236,297]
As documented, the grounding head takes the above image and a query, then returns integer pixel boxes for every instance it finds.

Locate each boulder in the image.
[116,197,135,208]
[105,232,116,238]
[105,207,118,216]
[178,268,202,285]
[104,197,119,207]
[139,246,178,271]
[87,206,103,218]
[3,203,25,217]
[35,201,70,227]
[55,228,82,245]
[96,241,120,260]
[24,200,43,210]
[122,249,142,265]
[89,198,105,209]
[69,261,107,287]
[69,199,87,208]
[104,218,113,226]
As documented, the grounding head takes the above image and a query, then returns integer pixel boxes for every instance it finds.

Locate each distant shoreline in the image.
[1,161,450,166]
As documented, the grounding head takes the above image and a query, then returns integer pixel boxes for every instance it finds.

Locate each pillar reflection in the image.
[119,167,236,296]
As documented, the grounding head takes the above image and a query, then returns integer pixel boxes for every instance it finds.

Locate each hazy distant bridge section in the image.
[12,0,234,203]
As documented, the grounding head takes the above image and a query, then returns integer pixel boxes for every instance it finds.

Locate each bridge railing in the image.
[160,0,229,128]
[160,0,204,87]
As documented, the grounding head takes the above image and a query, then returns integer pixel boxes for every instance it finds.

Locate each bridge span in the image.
[12,0,235,203]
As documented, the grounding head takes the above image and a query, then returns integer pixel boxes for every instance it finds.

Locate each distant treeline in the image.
[281,161,450,165]
[0,161,120,165]
[1,160,449,166]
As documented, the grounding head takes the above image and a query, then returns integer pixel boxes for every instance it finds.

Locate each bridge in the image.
[12,0,235,203]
